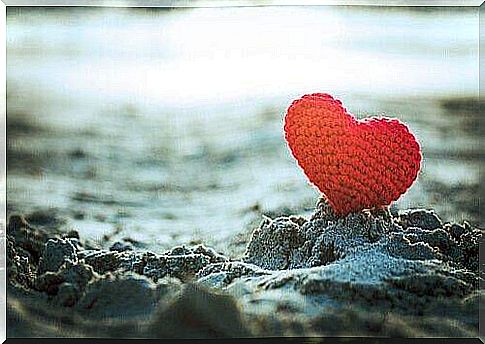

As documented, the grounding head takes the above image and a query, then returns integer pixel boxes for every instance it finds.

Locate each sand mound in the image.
[6,197,482,338]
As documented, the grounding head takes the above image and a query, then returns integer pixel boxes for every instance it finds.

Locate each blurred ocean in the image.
[6,6,481,254]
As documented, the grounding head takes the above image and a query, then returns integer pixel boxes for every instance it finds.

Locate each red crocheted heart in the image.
[284,93,422,216]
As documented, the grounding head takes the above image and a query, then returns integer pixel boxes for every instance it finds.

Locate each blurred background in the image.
[6,6,481,256]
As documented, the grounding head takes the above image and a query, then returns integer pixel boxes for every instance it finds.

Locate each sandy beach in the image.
[5,6,482,339]
[6,197,482,338]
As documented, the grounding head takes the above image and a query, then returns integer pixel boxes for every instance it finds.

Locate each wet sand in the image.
[6,197,482,338]
[7,95,483,256]
[6,95,483,339]
[5,6,481,339]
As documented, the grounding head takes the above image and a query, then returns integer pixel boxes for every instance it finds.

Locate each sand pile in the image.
[6,197,482,338]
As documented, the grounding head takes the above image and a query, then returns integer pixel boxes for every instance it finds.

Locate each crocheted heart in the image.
[284,93,422,216]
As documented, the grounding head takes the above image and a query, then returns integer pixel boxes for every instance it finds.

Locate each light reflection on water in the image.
[6,7,480,254]
[7,7,477,108]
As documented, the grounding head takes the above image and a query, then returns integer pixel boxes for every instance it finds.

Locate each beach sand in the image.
[6,196,482,338]
[5,6,482,339]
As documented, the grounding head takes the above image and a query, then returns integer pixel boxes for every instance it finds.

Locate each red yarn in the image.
[284,93,422,216]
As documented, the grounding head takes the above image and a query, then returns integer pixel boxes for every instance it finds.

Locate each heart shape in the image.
[284,93,422,216]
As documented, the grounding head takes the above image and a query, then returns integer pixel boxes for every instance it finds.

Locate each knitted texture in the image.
[284,93,422,216]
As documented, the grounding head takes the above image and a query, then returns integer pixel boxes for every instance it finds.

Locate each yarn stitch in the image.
[284,93,422,216]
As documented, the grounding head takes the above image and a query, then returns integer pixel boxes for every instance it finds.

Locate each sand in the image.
[5,7,483,340]
[6,197,482,338]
